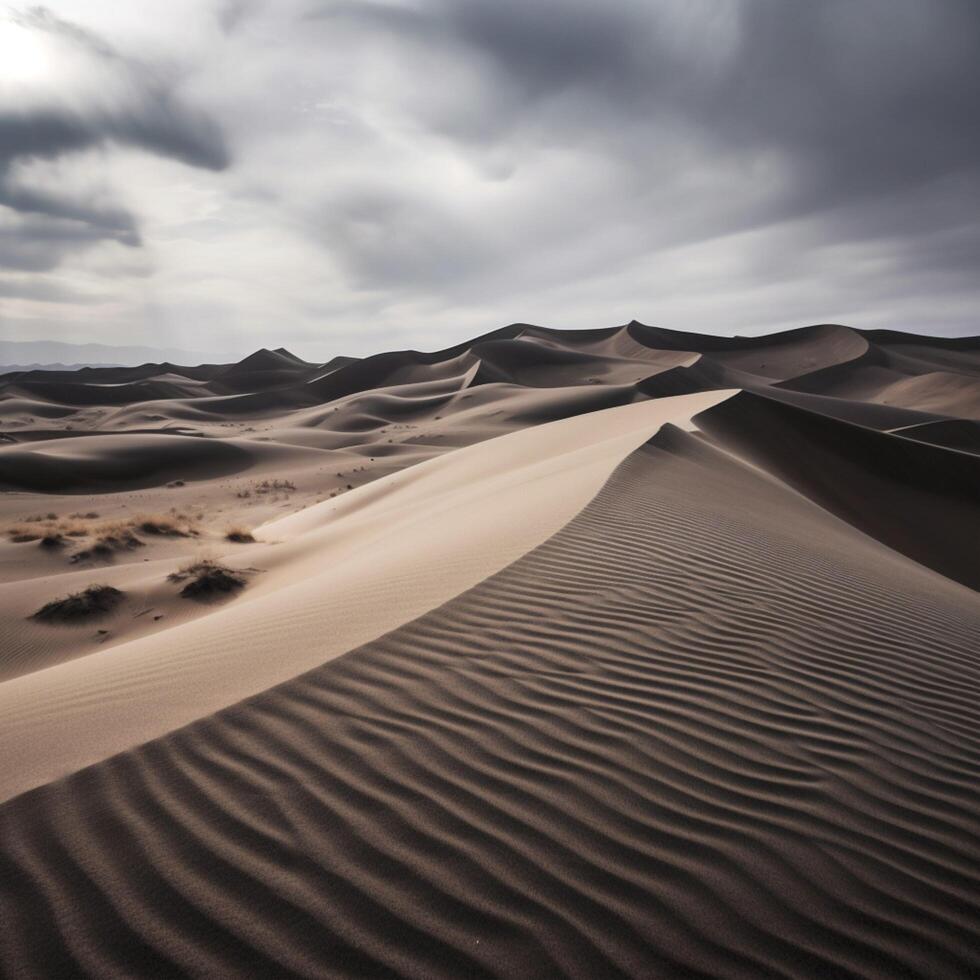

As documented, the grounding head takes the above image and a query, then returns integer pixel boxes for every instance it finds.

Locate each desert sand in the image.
[0,321,978,978]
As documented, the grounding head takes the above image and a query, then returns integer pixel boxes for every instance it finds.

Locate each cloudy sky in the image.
[0,0,977,360]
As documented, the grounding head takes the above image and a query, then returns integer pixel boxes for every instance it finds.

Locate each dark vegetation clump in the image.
[100,530,145,550]
[71,543,111,564]
[138,517,195,537]
[225,527,255,543]
[39,533,65,549]
[32,585,124,623]
[168,560,246,601]
[70,530,144,563]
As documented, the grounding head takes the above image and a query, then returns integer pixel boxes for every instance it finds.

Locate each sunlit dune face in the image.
[0,19,53,87]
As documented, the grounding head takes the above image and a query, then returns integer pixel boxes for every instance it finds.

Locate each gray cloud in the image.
[8,7,229,170]
[0,214,133,271]
[0,7,229,271]
[318,0,979,212]
[294,0,980,334]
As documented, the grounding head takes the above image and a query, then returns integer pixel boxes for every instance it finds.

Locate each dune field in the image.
[0,320,979,978]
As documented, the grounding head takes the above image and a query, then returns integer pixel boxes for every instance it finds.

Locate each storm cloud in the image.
[0,0,977,358]
[0,8,228,271]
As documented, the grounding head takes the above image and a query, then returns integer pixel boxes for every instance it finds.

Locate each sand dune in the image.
[697,391,980,590]
[896,418,980,454]
[1,321,978,978]
[0,433,265,493]
[0,392,731,804]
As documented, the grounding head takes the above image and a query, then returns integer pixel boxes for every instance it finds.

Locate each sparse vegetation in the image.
[225,526,255,543]
[234,478,297,503]
[137,515,197,537]
[70,526,144,563]
[7,508,204,561]
[32,585,124,623]
[99,529,145,550]
[168,560,247,600]
[70,543,111,563]
[255,478,296,494]
[10,531,41,543]
[8,515,78,543]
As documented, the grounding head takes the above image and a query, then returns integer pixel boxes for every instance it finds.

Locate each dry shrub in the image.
[9,530,41,543]
[224,526,255,543]
[9,509,198,552]
[32,585,123,623]
[168,560,246,601]
[255,479,296,494]
[70,526,144,563]
[9,513,101,543]
[136,512,198,537]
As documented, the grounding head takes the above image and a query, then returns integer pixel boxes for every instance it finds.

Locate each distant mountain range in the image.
[0,363,126,373]
[0,339,236,370]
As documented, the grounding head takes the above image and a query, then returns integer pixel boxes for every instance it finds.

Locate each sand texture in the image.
[1,321,978,978]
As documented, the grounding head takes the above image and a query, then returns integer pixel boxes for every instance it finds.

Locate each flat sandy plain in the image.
[0,321,978,978]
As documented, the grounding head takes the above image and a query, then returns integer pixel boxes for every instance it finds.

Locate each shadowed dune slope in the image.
[1,432,979,979]
[896,418,980,454]
[211,348,320,394]
[777,338,980,417]
[695,391,980,591]
[5,378,205,407]
[0,433,261,493]
[734,385,946,430]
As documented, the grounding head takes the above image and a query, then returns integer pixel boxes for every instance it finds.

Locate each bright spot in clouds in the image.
[0,18,52,87]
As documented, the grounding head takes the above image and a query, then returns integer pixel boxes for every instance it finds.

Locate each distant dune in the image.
[0,321,978,978]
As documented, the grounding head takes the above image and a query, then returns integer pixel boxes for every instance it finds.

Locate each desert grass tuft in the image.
[168,559,246,601]
[224,526,255,543]
[32,585,124,623]
[136,511,198,537]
